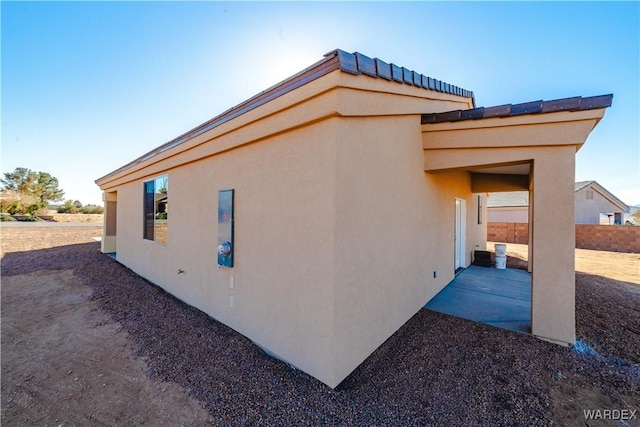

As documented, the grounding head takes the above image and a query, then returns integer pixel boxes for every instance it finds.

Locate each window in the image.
[143,176,168,243]
[586,190,594,200]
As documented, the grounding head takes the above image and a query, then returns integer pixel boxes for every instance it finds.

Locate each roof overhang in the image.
[96,49,475,189]
[422,100,610,174]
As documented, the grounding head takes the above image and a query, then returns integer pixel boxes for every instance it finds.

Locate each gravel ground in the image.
[1,226,638,425]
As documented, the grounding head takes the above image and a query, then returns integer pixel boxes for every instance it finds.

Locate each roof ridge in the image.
[574,180,594,192]
[576,180,628,210]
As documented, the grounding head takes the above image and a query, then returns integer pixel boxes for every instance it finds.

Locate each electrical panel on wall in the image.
[217,189,234,267]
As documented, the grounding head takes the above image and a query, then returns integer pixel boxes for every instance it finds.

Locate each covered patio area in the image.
[421,94,612,345]
[425,266,531,334]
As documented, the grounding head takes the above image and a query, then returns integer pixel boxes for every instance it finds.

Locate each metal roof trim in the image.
[422,94,613,124]
[98,48,476,184]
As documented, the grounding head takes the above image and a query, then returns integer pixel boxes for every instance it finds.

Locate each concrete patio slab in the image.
[425,265,531,334]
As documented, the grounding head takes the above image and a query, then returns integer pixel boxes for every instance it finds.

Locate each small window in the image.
[586,190,594,200]
[143,176,168,243]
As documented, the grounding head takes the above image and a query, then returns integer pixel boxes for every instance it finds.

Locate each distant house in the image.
[96,49,612,388]
[485,192,530,223]
[487,181,629,224]
[575,181,629,224]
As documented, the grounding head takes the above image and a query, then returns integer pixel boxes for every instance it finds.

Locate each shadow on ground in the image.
[2,241,639,426]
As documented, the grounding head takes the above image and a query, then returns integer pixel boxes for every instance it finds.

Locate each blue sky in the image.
[2,1,639,205]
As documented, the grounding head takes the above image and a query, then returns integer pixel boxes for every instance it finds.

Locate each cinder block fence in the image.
[486,222,529,245]
[488,222,640,253]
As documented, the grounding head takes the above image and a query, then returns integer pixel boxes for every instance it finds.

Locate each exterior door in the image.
[455,199,466,271]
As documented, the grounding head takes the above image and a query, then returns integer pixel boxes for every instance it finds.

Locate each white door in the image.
[455,199,466,271]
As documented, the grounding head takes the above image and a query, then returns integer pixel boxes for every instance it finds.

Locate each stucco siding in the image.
[331,116,485,384]
[112,119,339,385]
[99,68,478,388]
[530,147,576,344]
[96,58,614,386]
[111,112,488,388]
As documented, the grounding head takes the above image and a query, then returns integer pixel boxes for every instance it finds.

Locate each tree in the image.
[1,167,36,194]
[1,167,65,214]
[32,172,65,205]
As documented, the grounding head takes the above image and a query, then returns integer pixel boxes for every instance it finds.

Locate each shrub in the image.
[5,201,23,215]
[0,213,16,222]
[155,212,167,220]
[15,215,42,222]
[25,202,46,215]
[80,204,104,214]
[57,200,81,214]
[57,201,104,214]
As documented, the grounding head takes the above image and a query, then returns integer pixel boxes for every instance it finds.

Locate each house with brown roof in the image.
[96,49,612,388]
[487,181,629,224]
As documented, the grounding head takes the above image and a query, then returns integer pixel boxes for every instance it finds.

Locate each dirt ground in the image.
[1,226,638,426]
[488,241,640,285]
[1,227,213,426]
[48,214,104,223]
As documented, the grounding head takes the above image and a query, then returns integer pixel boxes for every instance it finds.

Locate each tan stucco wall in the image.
[331,116,486,384]
[98,71,480,387]
[114,119,339,384]
[530,147,576,344]
[99,67,611,386]
[422,108,608,346]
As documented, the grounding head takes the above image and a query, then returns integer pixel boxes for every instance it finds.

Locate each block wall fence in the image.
[488,222,640,253]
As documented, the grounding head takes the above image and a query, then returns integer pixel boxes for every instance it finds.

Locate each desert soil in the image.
[489,241,640,285]
[35,212,104,223]
[1,226,213,426]
[1,226,638,426]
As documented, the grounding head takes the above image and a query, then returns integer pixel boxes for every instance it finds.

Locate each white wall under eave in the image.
[487,207,529,223]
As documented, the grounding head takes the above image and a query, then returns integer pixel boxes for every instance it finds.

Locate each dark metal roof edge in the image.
[336,50,474,100]
[98,49,475,183]
[422,94,613,124]
[97,51,343,182]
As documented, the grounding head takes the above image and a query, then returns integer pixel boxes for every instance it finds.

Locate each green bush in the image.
[57,201,104,214]
[155,212,167,220]
[57,200,81,214]
[80,204,104,214]
[0,213,16,222]
[25,202,46,215]
[56,206,72,213]
[15,215,42,222]
[5,201,23,215]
